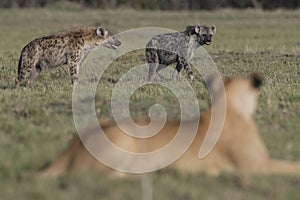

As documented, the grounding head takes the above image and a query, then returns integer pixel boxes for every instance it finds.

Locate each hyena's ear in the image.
[211,25,216,34]
[195,25,201,34]
[185,25,196,35]
[96,27,106,37]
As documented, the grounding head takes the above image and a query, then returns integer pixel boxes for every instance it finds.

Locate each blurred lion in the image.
[41,73,300,176]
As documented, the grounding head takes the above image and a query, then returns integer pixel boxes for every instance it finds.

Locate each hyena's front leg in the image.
[69,63,80,85]
[172,62,182,80]
[68,52,83,85]
[184,63,194,81]
[173,57,193,80]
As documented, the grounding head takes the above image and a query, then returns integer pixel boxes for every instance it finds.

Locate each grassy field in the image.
[0,7,300,200]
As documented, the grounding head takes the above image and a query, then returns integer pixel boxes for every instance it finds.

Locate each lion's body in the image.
[41,74,300,176]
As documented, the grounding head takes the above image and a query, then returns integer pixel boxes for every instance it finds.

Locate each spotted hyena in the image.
[15,27,121,86]
[146,25,216,81]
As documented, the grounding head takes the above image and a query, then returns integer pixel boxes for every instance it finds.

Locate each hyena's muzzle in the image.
[204,34,213,45]
[103,36,121,49]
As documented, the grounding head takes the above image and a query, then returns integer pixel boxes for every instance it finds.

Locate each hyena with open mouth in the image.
[146,25,216,81]
[15,27,121,86]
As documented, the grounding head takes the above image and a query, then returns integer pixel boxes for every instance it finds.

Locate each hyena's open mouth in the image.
[111,43,120,49]
[105,38,121,49]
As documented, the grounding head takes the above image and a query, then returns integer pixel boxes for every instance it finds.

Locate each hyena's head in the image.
[186,25,216,46]
[95,27,121,49]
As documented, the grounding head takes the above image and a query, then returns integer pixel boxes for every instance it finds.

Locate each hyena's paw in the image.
[14,77,24,88]
[188,73,194,81]
[71,78,79,85]
[15,79,20,88]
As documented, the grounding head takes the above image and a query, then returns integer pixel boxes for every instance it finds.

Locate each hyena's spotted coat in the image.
[146,25,216,81]
[15,27,121,86]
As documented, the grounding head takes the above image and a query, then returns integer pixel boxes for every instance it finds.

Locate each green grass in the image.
[0,8,300,199]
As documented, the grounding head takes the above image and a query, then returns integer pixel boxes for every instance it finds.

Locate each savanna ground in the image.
[0,4,300,200]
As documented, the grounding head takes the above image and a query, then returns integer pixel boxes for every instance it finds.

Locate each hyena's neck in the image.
[188,35,200,49]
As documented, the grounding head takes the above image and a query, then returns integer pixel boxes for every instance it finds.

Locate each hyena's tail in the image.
[15,50,24,87]
[17,52,23,75]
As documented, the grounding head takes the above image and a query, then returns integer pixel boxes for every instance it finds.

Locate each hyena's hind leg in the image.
[146,48,159,81]
[147,62,157,81]
[28,64,42,86]
[15,53,39,87]
[155,63,169,81]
